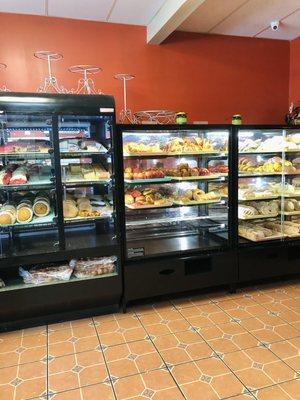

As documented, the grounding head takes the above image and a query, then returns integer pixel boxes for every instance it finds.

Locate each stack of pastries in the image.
[123,136,223,155]
[239,220,300,241]
[125,188,173,207]
[175,188,220,204]
[0,193,51,225]
[239,157,296,174]
[63,194,112,219]
[64,163,109,182]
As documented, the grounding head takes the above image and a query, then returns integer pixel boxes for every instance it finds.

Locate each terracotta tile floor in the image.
[0,279,300,399]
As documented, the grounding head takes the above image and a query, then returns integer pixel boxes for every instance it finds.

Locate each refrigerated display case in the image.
[237,126,300,281]
[117,124,237,304]
[0,93,122,331]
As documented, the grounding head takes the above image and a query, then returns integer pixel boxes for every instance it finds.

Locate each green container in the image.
[232,114,242,125]
[176,112,187,125]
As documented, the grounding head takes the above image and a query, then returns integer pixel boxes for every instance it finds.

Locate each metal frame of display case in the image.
[0,93,123,332]
[235,125,300,282]
[116,124,238,307]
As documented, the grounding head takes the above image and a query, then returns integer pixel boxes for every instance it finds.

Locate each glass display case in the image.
[0,93,122,330]
[0,113,59,257]
[58,114,116,251]
[237,127,300,244]
[120,126,231,259]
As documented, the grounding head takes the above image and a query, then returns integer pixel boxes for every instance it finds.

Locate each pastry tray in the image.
[123,151,226,157]
[62,178,110,186]
[239,233,284,242]
[283,192,300,198]
[60,150,108,156]
[170,174,222,181]
[238,195,279,201]
[281,210,300,215]
[124,177,172,184]
[0,212,55,228]
[126,202,173,209]
[64,213,112,223]
[173,198,221,206]
[238,213,279,220]
[0,178,53,190]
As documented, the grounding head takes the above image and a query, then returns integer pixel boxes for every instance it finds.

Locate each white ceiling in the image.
[0,0,299,41]
[179,0,300,41]
[0,0,167,25]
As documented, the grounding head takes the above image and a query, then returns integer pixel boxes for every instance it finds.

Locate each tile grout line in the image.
[174,302,256,397]
[46,324,49,400]
[200,294,300,391]
[135,311,189,400]
[92,316,118,400]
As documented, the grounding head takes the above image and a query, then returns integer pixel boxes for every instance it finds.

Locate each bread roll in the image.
[17,206,33,223]
[0,210,16,225]
[33,199,50,217]
[63,200,78,218]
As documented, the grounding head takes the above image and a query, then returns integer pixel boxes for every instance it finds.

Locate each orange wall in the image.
[0,12,290,124]
[290,38,300,106]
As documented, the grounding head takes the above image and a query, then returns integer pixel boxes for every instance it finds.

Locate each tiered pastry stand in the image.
[0,63,10,92]
[34,51,67,93]
[134,110,176,124]
[69,65,103,94]
[114,73,136,123]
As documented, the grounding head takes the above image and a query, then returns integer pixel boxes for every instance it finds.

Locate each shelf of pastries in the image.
[123,137,227,157]
[0,141,52,156]
[0,164,54,190]
[0,193,54,228]
[239,219,300,242]
[238,156,300,177]
[63,194,113,223]
[59,138,108,156]
[125,186,221,209]
[238,200,279,220]
[0,256,118,291]
[124,162,228,184]
[239,135,300,154]
[61,163,110,186]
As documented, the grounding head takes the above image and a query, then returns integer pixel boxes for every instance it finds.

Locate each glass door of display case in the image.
[282,127,300,241]
[58,114,117,251]
[237,127,300,244]
[0,113,60,257]
[121,126,230,259]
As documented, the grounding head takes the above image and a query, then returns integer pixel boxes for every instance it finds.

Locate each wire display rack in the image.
[69,65,103,94]
[35,51,68,93]
[114,73,136,123]
[134,110,176,124]
[0,63,10,92]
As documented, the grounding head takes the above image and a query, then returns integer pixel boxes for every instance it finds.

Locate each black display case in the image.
[0,93,123,331]
[236,125,300,281]
[116,124,238,305]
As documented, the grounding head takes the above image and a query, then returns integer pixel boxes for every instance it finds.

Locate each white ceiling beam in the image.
[147,0,206,44]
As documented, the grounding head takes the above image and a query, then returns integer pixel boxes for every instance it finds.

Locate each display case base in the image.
[238,243,300,282]
[124,250,237,304]
[0,274,121,332]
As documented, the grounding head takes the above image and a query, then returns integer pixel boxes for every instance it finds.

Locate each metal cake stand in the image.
[0,63,10,92]
[69,65,103,94]
[114,73,136,123]
[134,110,176,124]
[34,51,67,93]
